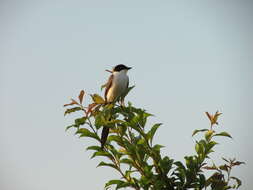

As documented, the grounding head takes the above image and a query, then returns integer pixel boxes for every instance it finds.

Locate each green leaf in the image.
[195,143,201,155]
[143,165,153,178]
[153,180,167,189]
[222,157,229,163]
[140,175,152,187]
[184,156,195,169]
[198,139,207,147]
[230,176,242,189]
[125,170,133,180]
[219,164,229,172]
[137,138,146,145]
[74,117,86,126]
[192,129,208,136]
[213,132,232,138]
[127,120,146,138]
[174,161,186,171]
[91,94,105,104]
[118,125,127,136]
[116,181,132,190]
[97,161,117,169]
[94,113,106,129]
[76,128,100,141]
[173,164,186,185]
[64,107,82,116]
[91,151,114,160]
[86,145,101,152]
[199,174,206,188]
[120,158,133,165]
[159,156,173,174]
[153,144,165,150]
[65,124,77,131]
[135,144,146,161]
[107,135,122,145]
[195,140,206,156]
[122,140,136,156]
[107,145,123,160]
[205,130,214,141]
[153,144,164,154]
[105,179,132,190]
[206,141,218,154]
[147,123,162,145]
[105,180,126,189]
[137,110,152,128]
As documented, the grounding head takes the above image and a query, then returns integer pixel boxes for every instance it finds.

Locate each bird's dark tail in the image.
[101,126,109,149]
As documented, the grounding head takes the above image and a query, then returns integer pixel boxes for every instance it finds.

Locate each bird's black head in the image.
[113,64,132,72]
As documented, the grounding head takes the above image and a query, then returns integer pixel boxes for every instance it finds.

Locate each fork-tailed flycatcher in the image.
[101,64,132,148]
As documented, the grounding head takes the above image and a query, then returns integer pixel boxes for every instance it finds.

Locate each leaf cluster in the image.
[64,91,244,190]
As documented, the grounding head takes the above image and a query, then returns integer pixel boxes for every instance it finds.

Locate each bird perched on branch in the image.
[101,64,132,149]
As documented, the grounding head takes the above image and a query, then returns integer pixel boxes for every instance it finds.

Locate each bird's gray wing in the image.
[119,77,129,106]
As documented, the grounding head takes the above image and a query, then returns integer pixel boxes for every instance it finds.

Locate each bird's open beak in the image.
[127,67,132,70]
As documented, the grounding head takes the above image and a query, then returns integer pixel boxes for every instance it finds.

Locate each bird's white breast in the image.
[106,70,129,102]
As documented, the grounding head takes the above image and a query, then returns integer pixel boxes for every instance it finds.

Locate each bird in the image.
[101,64,132,149]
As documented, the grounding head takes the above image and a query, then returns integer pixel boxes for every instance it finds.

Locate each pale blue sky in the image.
[1,1,253,189]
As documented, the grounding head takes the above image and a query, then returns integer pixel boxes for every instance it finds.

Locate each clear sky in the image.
[1,1,252,189]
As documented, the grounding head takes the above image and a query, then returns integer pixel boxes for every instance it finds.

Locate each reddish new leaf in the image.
[232,161,245,167]
[202,166,218,170]
[87,103,98,116]
[205,111,222,126]
[205,112,213,123]
[79,90,85,104]
[213,111,222,125]
[64,99,78,107]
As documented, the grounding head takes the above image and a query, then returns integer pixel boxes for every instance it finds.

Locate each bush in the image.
[64,89,244,190]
